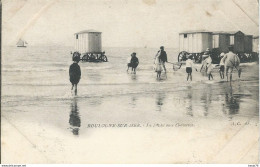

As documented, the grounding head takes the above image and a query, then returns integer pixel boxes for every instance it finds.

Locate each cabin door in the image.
[88,33,101,52]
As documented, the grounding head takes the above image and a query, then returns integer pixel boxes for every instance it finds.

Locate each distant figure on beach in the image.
[200,48,210,73]
[219,52,225,79]
[127,52,139,74]
[206,55,214,80]
[200,48,214,80]
[158,46,168,73]
[180,54,198,81]
[222,46,241,82]
[154,51,163,79]
[69,52,81,95]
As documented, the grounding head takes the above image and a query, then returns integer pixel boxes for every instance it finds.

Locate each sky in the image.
[2,0,259,48]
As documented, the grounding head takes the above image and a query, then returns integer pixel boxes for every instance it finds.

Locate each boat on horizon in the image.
[16,39,28,47]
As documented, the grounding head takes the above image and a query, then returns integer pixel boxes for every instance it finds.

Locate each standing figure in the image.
[219,52,225,79]
[158,46,168,73]
[130,52,139,74]
[200,48,210,73]
[200,48,213,80]
[181,54,198,81]
[154,51,163,79]
[222,46,241,82]
[206,55,214,80]
[69,52,81,95]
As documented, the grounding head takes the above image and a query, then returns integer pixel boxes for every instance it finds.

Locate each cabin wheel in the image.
[195,53,203,63]
[82,54,89,61]
[178,51,188,62]
[102,55,108,62]
[86,55,90,61]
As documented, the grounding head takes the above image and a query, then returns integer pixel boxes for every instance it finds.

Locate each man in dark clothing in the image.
[159,46,167,73]
[69,52,81,95]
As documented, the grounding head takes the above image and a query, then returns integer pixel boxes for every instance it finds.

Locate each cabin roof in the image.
[213,31,237,34]
[212,31,245,35]
[75,29,102,35]
[245,35,253,37]
[179,30,212,34]
[212,31,235,35]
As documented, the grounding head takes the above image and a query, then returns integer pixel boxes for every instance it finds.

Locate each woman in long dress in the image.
[154,52,163,79]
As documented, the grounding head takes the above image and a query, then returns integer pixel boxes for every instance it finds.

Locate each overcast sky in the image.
[2,0,259,48]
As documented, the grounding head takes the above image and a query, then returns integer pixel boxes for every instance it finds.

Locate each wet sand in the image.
[2,64,259,163]
[1,47,259,163]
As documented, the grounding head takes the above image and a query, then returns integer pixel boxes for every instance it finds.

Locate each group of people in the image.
[154,46,168,78]
[127,46,168,78]
[69,45,242,95]
[182,46,241,82]
[179,48,215,82]
[126,45,242,82]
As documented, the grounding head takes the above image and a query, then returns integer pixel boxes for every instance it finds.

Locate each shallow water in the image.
[1,46,259,163]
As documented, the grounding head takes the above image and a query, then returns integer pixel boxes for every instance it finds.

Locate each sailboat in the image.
[16,39,28,47]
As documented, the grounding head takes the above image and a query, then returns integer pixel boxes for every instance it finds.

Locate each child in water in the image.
[69,52,81,95]
[180,54,198,81]
[127,52,139,74]
[130,52,139,74]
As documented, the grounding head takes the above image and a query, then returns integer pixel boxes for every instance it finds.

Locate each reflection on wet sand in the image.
[130,95,138,108]
[69,98,81,135]
[156,92,166,111]
[201,84,212,117]
[130,73,138,81]
[185,86,193,116]
[183,83,243,118]
[223,84,240,119]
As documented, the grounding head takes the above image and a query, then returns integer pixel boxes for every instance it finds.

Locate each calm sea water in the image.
[2,46,259,136]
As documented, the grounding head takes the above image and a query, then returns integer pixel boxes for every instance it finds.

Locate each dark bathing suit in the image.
[220,65,224,72]
[159,50,167,63]
[130,57,139,68]
[186,67,192,73]
[69,63,81,84]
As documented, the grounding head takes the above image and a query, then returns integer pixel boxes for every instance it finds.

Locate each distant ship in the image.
[16,39,28,47]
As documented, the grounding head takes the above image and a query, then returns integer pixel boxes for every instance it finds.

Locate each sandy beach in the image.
[1,46,259,163]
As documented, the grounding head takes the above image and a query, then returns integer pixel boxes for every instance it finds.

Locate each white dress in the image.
[154,55,162,72]
[205,57,214,74]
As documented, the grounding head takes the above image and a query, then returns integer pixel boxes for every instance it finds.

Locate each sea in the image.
[1,46,259,163]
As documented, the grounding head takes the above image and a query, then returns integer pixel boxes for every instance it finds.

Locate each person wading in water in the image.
[222,46,242,82]
[69,52,81,95]
[158,46,168,73]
